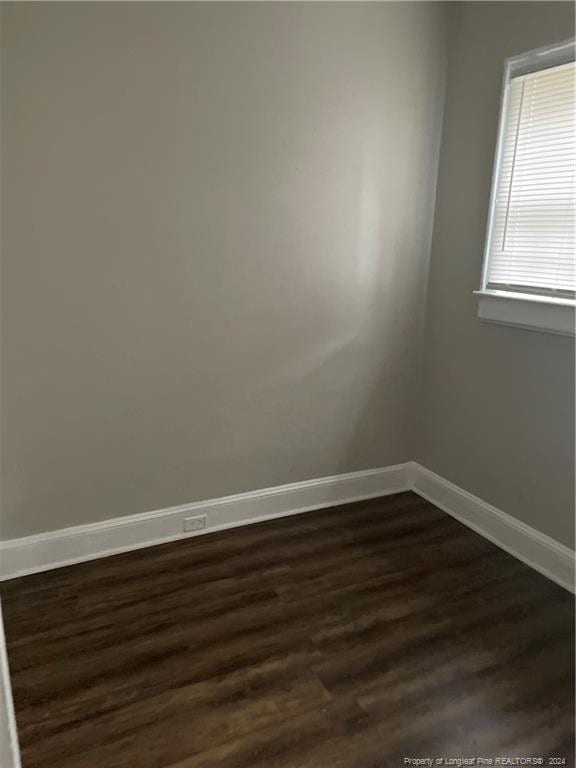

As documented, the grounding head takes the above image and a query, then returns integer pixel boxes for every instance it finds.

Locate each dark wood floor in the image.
[1,491,574,768]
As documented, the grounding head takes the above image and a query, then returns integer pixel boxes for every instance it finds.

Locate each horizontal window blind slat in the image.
[488,269,575,279]
[497,191,575,198]
[514,110,574,126]
[489,244,576,252]
[487,283,576,299]
[489,266,575,275]
[493,207,575,215]
[489,260,575,269]
[491,227,575,234]
[500,158,572,172]
[490,244,576,253]
[494,209,575,214]
[500,143,575,156]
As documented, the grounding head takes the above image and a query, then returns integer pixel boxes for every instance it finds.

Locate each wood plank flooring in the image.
[1,491,574,768]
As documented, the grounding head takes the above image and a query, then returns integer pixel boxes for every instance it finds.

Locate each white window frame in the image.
[475,39,576,337]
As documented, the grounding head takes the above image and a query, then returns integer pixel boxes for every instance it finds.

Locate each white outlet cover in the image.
[183,515,207,533]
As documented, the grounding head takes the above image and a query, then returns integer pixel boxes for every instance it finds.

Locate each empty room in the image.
[0,1,574,766]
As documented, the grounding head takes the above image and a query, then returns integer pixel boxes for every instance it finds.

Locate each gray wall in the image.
[419,2,575,547]
[1,2,447,538]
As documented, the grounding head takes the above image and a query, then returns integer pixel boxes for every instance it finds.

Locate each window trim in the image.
[475,290,575,336]
[477,39,576,336]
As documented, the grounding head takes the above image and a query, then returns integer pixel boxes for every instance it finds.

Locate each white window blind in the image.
[484,58,576,300]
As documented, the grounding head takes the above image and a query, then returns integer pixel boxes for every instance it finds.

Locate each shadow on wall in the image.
[248,133,437,482]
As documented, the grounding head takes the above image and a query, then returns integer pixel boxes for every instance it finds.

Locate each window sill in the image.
[474,290,575,337]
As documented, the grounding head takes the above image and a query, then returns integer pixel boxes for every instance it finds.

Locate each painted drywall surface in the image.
[419,2,575,547]
[0,3,447,538]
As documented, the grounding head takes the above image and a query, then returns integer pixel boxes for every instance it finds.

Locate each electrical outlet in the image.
[183,515,207,533]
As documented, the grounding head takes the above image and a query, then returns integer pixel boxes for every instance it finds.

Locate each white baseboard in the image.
[0,461,573,594]
[0,603,21,768]
[0,464,411,581]
[412,463,575,593]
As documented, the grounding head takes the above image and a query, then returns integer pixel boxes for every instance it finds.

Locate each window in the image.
[477,40,575,336]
